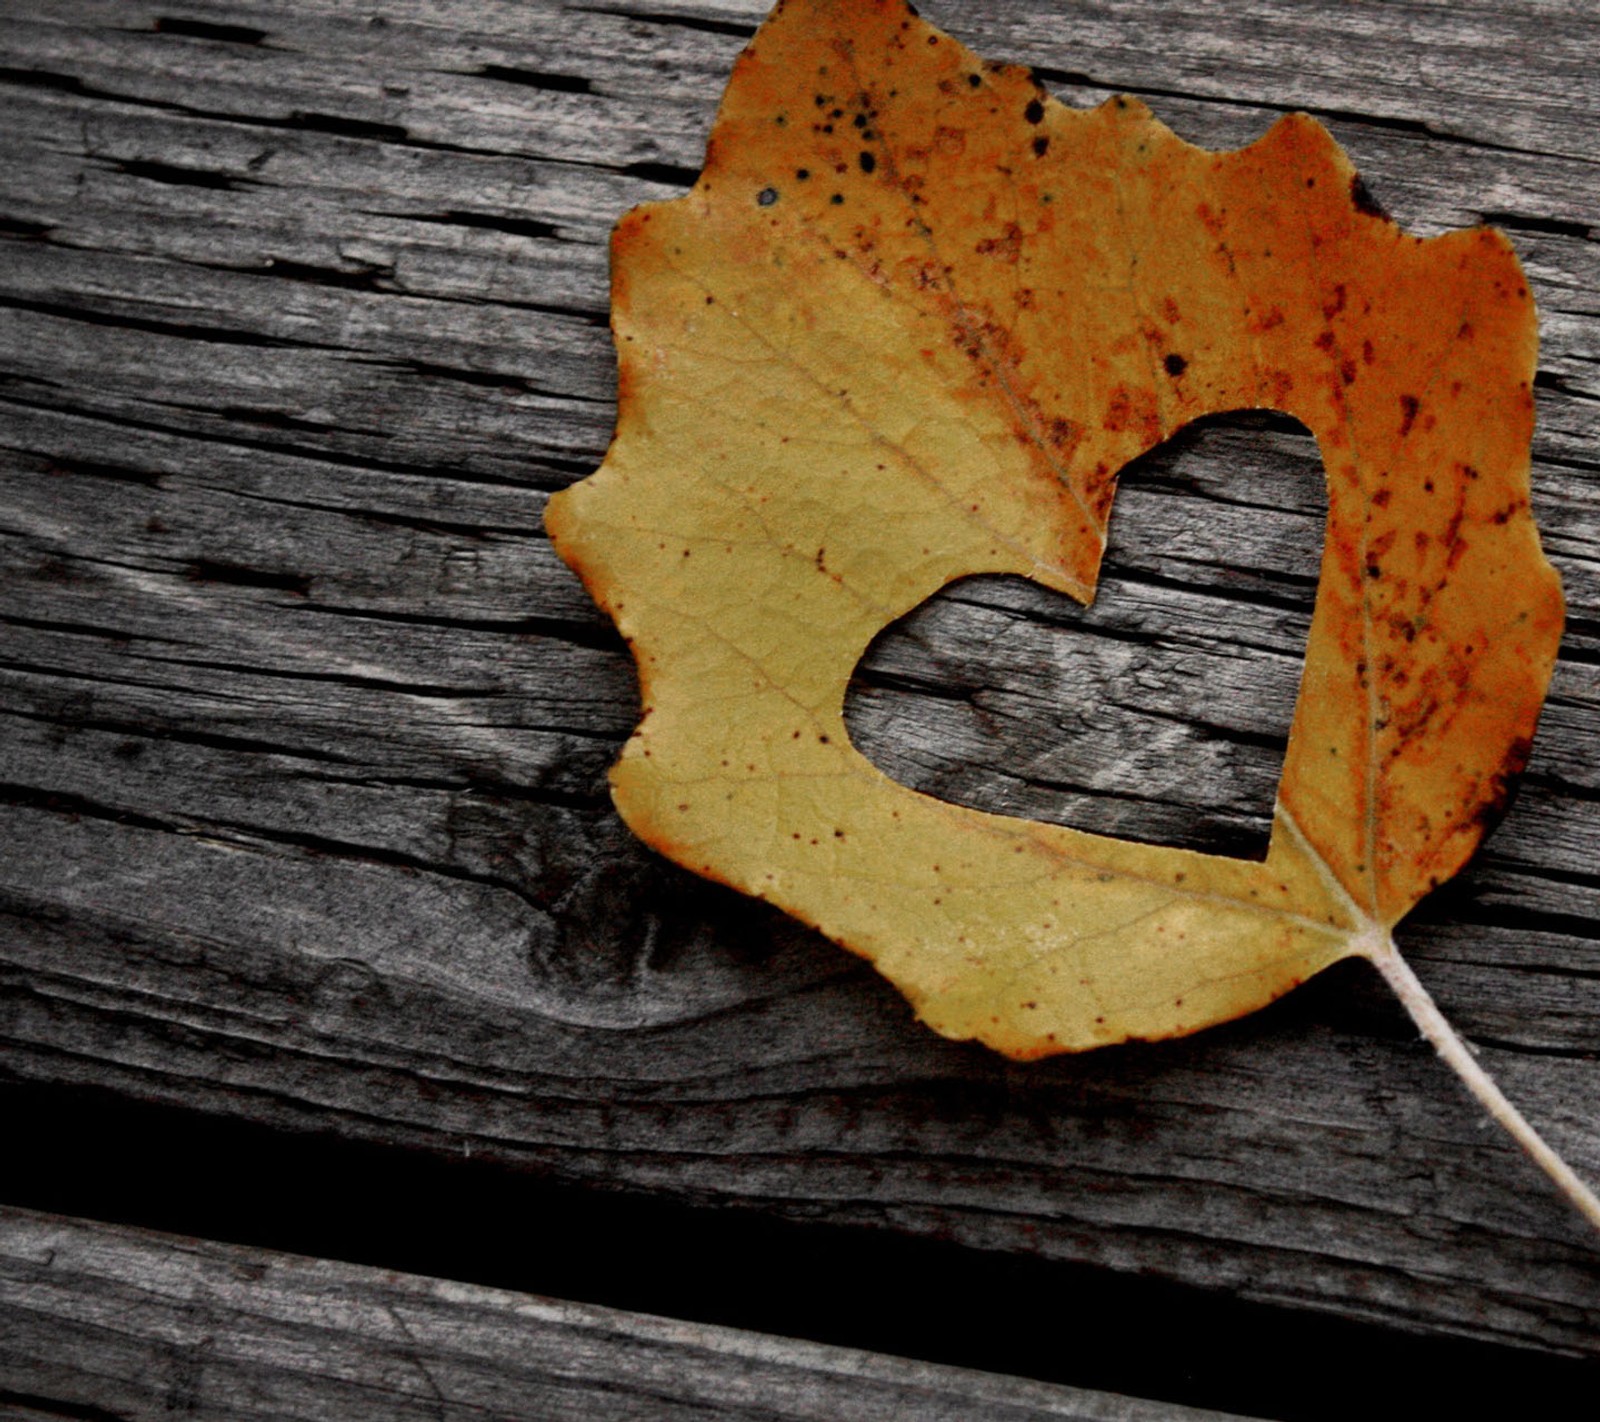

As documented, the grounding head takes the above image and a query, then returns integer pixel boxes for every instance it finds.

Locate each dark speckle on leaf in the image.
[1164,353,1187,376]
[757,187,778,206]
[1032,136,1049,157]
[859,151,877,173]
[1350,173,1389,219]
[1024,99,1044,124]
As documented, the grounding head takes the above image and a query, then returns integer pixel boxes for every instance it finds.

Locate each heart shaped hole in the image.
[845,410,1325,862]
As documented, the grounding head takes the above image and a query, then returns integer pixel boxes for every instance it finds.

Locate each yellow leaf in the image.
[546,0,1562,1065]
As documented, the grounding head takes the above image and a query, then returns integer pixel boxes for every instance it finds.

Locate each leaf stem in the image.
[1365,933,1600,1234]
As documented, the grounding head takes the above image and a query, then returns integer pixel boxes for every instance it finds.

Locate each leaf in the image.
[547,1,1590,1216]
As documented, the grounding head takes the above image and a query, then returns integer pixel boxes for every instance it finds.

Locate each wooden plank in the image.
[0,1205,1246,1421]
[2,0,1600,1371]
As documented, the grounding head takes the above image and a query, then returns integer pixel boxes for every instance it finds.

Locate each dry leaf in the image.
[547,0,1592,1220]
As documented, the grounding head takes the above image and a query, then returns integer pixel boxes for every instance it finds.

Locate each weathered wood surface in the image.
[0,1205,1245,1421]
[3,0,1600,1377]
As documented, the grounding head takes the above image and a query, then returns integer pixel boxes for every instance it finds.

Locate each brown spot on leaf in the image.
[1350,173,1389,219]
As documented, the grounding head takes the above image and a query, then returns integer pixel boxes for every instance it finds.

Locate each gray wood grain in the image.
[0,1205,1247,1421]
[3,0,1600,1366]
